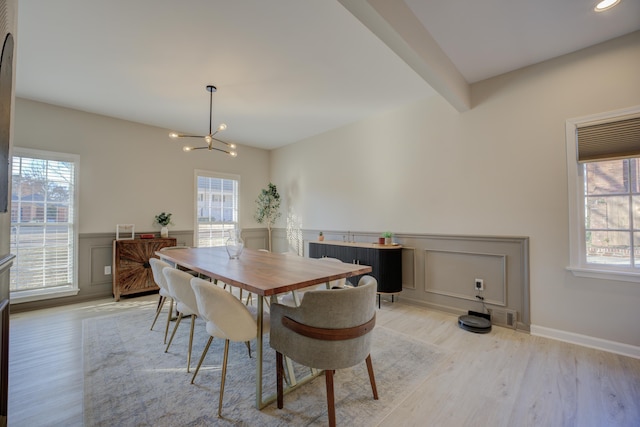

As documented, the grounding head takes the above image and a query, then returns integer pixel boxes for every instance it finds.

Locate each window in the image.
[10,148,79,301]
[194,170,240,247]
[566,106,640,282]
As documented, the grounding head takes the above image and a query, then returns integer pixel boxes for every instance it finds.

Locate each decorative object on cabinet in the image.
[112,237,177,301]
[318,231,324,241]
[382,231,393,245]
[155,212,172,238]
[254,182,281,252]
[309,240,402,308]
[168,85,238,157]
[116,224,135,240]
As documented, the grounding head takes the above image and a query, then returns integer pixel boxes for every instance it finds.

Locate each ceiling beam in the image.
[339,0,471,112]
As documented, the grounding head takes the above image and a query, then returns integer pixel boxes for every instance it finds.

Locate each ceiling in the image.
[15,0,640,150]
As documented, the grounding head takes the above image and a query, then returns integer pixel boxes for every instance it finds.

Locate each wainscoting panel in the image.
[424,249,506,306]
[401,247,416,289]
[89,245,113,286]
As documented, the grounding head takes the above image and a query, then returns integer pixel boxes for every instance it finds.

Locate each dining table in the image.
[155,245,372,408]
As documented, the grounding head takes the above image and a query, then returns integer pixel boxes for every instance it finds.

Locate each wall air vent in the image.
[488,308,518,329]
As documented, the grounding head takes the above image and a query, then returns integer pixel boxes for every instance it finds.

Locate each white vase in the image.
[160,226,169,238]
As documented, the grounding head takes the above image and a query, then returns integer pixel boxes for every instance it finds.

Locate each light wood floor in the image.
[7,294,640,427]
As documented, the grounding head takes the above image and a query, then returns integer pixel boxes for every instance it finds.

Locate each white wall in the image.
[270,32,640,348]
[13,99,270,234]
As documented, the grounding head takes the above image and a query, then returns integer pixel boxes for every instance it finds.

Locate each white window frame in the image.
[10,147,80,303]
[566,105,640,283]
[193,170,240,247]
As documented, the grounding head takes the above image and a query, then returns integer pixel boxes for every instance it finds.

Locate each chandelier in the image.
[168,85,237,156]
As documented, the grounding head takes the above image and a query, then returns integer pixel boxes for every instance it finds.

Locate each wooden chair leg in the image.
[245,341,252,358]
[276,352,284,409]
[191,336,213,384]
[218,339,230,417]
[365,354,379,400]
[325,370,336,427]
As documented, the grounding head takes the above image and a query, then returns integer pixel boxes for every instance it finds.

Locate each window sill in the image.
[10,286,80,304]
[567,266,640,283]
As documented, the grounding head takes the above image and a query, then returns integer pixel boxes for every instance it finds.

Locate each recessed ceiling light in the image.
[595,0,621,12]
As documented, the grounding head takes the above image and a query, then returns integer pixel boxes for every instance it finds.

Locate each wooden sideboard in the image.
[309,241,402,298]
[112,238,176,301]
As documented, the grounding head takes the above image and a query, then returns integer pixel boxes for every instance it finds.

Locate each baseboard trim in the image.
[531,325,640,359]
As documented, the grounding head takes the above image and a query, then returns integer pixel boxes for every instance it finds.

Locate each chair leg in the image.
[163,298,173,344]
[191,336,213,384]
[365,354,379,400]
[218,339,230,417]
[276,352,284,409]
[150,295,166,330]
[245,341,252,358]
[187,314,196,372]
[325,369,336,427]
[165,314,183,353]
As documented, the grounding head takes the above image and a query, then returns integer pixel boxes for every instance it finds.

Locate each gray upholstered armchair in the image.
[269,275,379,427]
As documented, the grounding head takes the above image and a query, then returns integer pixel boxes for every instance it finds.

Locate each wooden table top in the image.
[155,246,372,297]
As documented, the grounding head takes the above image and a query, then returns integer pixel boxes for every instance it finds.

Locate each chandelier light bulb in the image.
[217,123,227,132]
[204,135,213,144]
[595,0,620,11]
[183,146,192,152]
[169,132,179,138]
[229,143,236,149]
[230,151,237,157]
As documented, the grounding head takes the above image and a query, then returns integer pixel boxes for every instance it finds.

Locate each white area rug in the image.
[83,303,443,426]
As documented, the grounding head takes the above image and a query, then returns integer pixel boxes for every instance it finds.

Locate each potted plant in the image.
[254,182,281,252]
[378,235,385,245]
[318,231,324,241]
[382,231,393,245]
[155,212,172,238]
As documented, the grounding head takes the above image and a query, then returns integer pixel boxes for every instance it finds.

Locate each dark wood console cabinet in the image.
[309,241,402,296]
[112,238,176,301]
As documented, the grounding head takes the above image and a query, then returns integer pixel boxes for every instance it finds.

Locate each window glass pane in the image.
[586,231,631,266]
[585,196,629,230]
[585,159,629,195]
[196,173,239,247]
[10,153,76,292]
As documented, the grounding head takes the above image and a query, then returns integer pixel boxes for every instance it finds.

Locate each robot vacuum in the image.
[458,313,492,333]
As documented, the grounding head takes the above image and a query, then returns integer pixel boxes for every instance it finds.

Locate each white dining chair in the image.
[163,267,201,372]
[149,258,174,344]
[190,277,270,417]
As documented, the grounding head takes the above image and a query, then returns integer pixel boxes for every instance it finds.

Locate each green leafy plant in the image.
[155,212,173,227]
[254,183,281,251]
[382,231,393,238]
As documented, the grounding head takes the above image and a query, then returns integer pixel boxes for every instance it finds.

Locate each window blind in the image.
[577,115,640,162]
[10,154,75,292]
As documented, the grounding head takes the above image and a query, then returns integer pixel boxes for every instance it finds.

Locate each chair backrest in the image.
[269,276,377,370]
[191,277,257,342]
[163,267,199,316]
[149,257,172,291]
